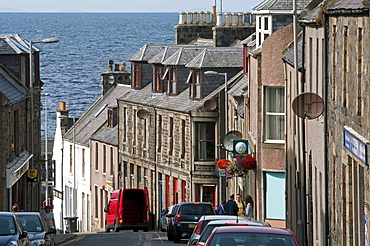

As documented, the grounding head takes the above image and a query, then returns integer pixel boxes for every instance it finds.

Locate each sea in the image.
[0,12,178,139]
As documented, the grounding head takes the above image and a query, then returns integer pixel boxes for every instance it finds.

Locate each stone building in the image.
[118,43,243,225]
[0,34,45,212]
[325,0,370,244]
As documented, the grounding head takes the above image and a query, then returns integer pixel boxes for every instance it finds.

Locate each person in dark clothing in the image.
[223,194,238,215]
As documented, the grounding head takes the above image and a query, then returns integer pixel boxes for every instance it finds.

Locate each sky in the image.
[0,0,260,13]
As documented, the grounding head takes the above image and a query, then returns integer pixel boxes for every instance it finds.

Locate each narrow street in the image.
[59,231,187,246]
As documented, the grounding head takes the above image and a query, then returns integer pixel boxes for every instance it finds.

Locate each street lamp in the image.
[204,71,228,135]
[59,115,76,217]
[43,93,50,206]
[29,38,59,169]
[204,70,228,205]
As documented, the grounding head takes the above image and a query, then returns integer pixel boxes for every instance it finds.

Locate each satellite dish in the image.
[204,99,217,111]
[223,131,242,151]
[137,109,150,119]
[292,92,324,119]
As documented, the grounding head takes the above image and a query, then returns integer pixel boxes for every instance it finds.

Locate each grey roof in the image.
[0,65,28,105]
[118,70,244,113]
[0,34,34,55]
[185,48,243,69]
[163,47,205,66]
[148,46,183,64]
[299,1,324,23]
[91,123,118,145]
[253,0,310,11]
[228,74,248,97]
[241,33,256,45]
[63,84,131,146]
[282,39,303,69]
[326,0,366,12]
[129,44,166,62]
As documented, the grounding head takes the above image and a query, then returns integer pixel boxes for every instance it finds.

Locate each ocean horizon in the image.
[1,12,178,139]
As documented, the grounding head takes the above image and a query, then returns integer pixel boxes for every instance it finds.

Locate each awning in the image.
[6,150,33,188]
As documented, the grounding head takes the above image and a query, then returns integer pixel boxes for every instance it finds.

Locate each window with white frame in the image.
[264,87,285,142]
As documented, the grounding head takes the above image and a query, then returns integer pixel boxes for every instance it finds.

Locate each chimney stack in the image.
[108,60,114,71]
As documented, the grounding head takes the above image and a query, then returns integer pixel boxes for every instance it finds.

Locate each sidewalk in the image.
[54,233,77,245]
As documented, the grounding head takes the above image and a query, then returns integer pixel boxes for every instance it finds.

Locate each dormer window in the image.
[164,67,178,95]
[107,106,118,128]
[187,70,201,100]
[132,63,142,89]
[256,15,271,47]
[152,66,164,93]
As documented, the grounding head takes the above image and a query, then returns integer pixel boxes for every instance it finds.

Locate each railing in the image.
[178,11,254,26]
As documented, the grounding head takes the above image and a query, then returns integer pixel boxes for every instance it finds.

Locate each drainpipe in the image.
[323,11,330,246]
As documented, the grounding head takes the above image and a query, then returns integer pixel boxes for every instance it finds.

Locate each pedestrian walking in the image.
[41,206,55,229]
[245,195,254,218]
[223,194,238,215]
[235,194,245,217]
[216,200,226,215]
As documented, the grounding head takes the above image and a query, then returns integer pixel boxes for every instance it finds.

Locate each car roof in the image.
[0,212,16,217]
[212,226,294,235]
[206,219,268,226]
[179,202,213,205]
[15,212,41,216]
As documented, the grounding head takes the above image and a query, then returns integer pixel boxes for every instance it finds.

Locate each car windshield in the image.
[209,232,297,246]
[0,217,16,235]
[199,225,218,242]
[180,204,214,215]
[17,215,44,232]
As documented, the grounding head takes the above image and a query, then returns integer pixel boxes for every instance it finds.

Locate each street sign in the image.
[216,169,226,177]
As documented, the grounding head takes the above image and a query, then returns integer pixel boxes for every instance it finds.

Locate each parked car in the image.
[166,204,180,241]
[16,212,56,246]
[159,205,177,232]
[169,202,216,243]
[0,212,29,246]
[187,216,270,246]
[204,226,300,246]
[191,219,271,246]
[104,188,150,232]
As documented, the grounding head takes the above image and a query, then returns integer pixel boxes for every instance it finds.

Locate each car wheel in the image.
[105,225,110,233]
[143,227,149,232]
[114,222,119,232]
[167,230,174,241]
[133,229,138,232]
[173,236,181,243]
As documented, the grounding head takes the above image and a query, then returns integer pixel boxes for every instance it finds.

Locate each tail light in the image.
[175,214,181,223]
[195,220,204,234]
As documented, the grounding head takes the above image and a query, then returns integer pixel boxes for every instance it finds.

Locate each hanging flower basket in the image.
[227,153,256,176]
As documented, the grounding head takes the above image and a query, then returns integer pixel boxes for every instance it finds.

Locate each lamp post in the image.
[43,93,50,206]
[29,38,59,168]
[59,115,76,217]
[204,71,228,204]
[204,71,228,135]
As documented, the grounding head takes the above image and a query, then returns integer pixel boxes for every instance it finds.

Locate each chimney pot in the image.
[115,64,120,71]
[60,101,66,111]
[121,63,126,71]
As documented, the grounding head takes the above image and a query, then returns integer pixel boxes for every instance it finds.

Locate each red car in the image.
[204,226,300,246]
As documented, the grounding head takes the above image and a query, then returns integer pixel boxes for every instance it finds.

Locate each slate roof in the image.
[91,123,118,146]
[63,84,131,146]
[253,0,311,11]
[282,39,303,70]
[163,47,205,66]
[228,74,248,97]
[326,0,367,12]
[185,48,243,69]
[118,70,244,113]
[129,44,166,62]
[0,34,35,55]
[148,46,183,64]
[299,1,324,23]
[0,65,28,105]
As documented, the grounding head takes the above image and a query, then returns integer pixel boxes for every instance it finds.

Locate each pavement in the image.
[54,233,77,245]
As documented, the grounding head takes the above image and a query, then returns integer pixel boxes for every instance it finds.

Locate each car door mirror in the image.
[20,231,28,239]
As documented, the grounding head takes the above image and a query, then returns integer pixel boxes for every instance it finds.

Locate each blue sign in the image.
[344,129,368,165]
